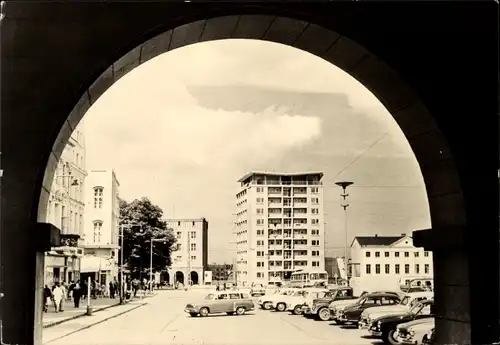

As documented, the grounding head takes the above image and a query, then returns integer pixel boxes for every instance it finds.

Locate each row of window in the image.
[255,187,320,193]
[365,263,431,275]
[256,208,320,214]
[174,255,197,261]
[366,251,430,258]
[173,243,198,251]
[256,219,321,225]
[176,231,197,239]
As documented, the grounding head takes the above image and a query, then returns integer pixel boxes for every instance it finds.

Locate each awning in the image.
[80,256,116,273]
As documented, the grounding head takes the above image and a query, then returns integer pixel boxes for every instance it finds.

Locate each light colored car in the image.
[271,289,308,312]
[250,284,266,296]
[395,318,435,345]
[257,288,298,310]
[184,291,255,317]
[359,291,433,329]
[285,288,329,315]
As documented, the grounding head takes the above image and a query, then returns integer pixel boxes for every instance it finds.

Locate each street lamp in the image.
[149,237,167,292]
[118,223,141,304]
[335,181,354,285]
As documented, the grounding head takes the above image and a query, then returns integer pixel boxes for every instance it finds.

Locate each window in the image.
[366,264,371,274]
[311,208,319,214]
[375,264,380,274]
[257,261,265,267]
[311,219,319,225]
[312,251,319,256]
[256,219,264,225]
[178,221,181,226]
[257,251,264,257]
[424,251,430,257]
[218,294,228,300]
[229,293,240,299]
[257,240,264,246]
[385,264,390,274]
[93,187,103,208]
[404,252,409,257]
[311,240,319,246]
[382,297,398,305]
[311,198,319,205]
[310,187,319,194]
[375,251,380,257]
[395,264,400,274]
[93,221,103,243]
[395,252,400,257]
[365,251,371,257]
[385,252,390,257]
[192,221,195,227]
[415,264,420,274]
[311,229,319,235]
[256,187,263,193]
[257,229,264,236]
[257,272,264,278]
[190,231,196,239]
[256,197,264,204]
[414,252,419,257]
[191,256,196,260]
[424,264,430,274]
[176,231,182,239]
[405,264,410,274]
[312,261,320,267]
[190,243,196,251]
[257,208,264,214]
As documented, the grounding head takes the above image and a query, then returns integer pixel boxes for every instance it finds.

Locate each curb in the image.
[44,302,147,344]
[43,294,156,329]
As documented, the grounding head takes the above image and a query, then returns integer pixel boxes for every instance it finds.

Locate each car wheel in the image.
[276,303,286,312]
[387,329,399,345]
[318,307,331,321]
[226,312,234,315]
[293,305,303,315]
[263,302,272,310]
[235,306,246,315]
[199,307,209,317]
[189,313,198,317]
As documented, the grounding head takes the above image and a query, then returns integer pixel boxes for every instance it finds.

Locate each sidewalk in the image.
[43,291,156,328]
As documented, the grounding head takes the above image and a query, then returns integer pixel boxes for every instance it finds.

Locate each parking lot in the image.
[44,289,378,345]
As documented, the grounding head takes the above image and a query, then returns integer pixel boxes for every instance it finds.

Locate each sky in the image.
[79,39,431,263]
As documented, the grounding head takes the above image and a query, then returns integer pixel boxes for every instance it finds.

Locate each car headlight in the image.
[409,330,415,337]
[377,321,381,327]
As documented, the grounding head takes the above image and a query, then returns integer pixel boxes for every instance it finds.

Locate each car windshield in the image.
[410,302,431,315]
[400,296,410,306]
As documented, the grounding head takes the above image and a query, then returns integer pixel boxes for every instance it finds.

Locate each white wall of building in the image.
[165,218,208,286]
[235,172,325,287]
[349,235,433,295]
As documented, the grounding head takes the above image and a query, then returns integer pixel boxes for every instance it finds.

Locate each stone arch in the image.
[175,271,184,285]
[31,13,478,345]
[190,271,199,285]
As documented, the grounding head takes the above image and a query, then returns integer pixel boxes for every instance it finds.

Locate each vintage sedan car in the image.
[250,284,266,296]
[421,327,435,345]
[359,291,433,329]
[303,287,358,321]
[338,292,401,326]
[368,299,434,344]
[330,291,400,323]
[271,289,308,312]
[184,291,255,317]
[395,318,435,345]
[285,288,329,315]
[257,287,298,310]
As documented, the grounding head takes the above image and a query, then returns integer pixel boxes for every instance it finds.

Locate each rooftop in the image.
[237,171,324,183]
[352,235,406,247]
[164,218,207,222]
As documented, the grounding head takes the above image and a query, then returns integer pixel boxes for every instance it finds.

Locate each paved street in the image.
[43,290,377,345]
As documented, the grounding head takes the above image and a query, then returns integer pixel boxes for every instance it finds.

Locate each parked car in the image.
[337,292,401,326]
[395,318,435,345]
[359,291,433,329]
[257,287,298,310]
[303,287,358,321]
[184,291,255,317]
[271,289,308,312]
[422,327,435,345]
[367,299,434,344]
[250,284,266,296]
[285,288,329,315]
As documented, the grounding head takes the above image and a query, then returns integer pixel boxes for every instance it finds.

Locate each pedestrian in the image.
[43,285,52,313]
[52,282,64,312]
[109,281,115,299]
[72,282,82,308]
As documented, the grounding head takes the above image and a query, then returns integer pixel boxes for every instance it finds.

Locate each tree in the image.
[119,197,176,279]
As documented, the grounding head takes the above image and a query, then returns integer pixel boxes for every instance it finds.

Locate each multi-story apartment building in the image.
[44,126,87,285]
[235,172,325,286]
[206,263,233,282]
[164,218,209,286]
[81,169,121,285]
[349,234,433,295]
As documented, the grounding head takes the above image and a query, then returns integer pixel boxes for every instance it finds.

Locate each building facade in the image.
[81,169,121,286]
[235,172,325,287]
[206,263,233,282]
[164,218,209,286]
[44,126,87,285]
[349,234,433,295]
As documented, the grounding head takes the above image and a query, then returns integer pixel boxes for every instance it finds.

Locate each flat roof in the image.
[237,171,324,183]
[164,218,207,222]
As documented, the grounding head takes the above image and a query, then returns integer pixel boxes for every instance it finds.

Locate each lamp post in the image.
[118,223,141,304]
[335,181,354,285]
[149,237,167,293]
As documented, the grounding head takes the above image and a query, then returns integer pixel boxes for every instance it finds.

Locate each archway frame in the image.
[38,14,468,343]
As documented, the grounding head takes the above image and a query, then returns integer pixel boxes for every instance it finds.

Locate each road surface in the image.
[44,290,377,345]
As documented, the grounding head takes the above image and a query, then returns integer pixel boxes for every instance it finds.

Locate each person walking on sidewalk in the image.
[43,285,52,313]
[72,282,82,308]
[52,282,64,313]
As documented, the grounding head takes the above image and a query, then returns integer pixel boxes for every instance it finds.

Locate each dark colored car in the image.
[369,299,435,344]
[338,293,401,326]
[303,287,357,321]
[422,327,435,345]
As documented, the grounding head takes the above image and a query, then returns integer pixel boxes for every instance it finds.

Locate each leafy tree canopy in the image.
[119,197,176,279]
